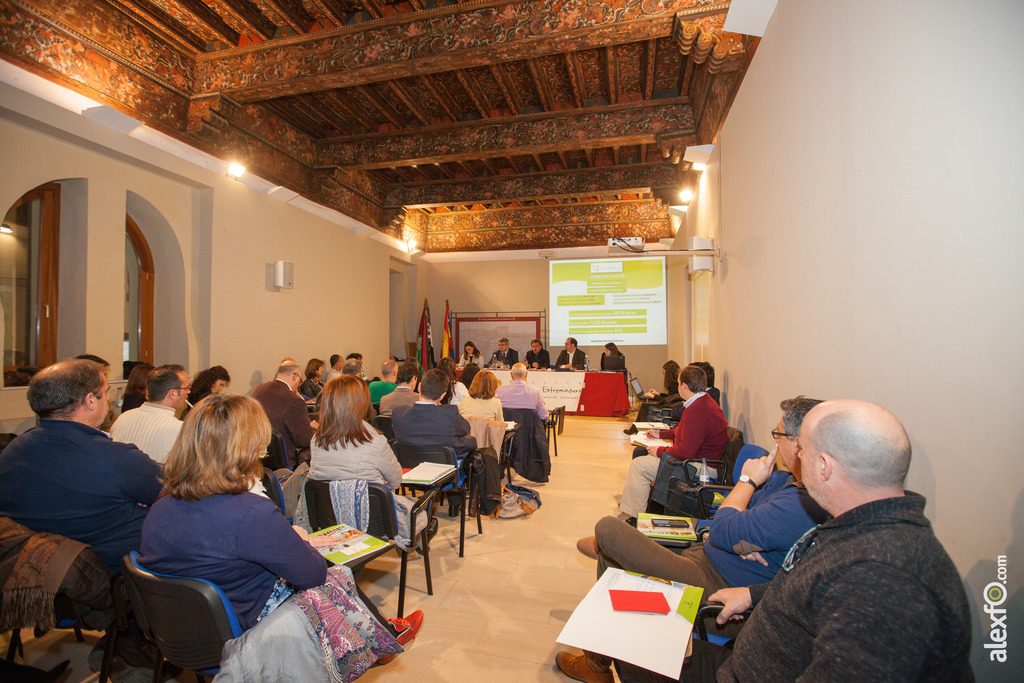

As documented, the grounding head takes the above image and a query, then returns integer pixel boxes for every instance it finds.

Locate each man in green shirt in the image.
[368,359,398,405]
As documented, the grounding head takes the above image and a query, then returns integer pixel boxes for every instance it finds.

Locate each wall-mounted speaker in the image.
[274,260,295,288]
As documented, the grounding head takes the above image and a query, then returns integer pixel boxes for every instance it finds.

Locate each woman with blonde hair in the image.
[458,370,503,423]
[311,375,432,544]
[139,393,421,677]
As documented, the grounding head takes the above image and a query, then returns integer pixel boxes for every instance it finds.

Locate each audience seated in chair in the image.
[459,370,504,423]
[298,358,324,402]
[251,360,319,465]
[111,364,190,464]
[137,394,423,677]
[561,399,973,682]
[619,365,728,518]
[379,361,420,417]
[495,363,548,420]
[310,375,430,542]
[391,369,477,462]
[368,359,399,406]
[0,359,162,575]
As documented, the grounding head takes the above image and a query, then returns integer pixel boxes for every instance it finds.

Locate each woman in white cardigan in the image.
[458,370,503,423]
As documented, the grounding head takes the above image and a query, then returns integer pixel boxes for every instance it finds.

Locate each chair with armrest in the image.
[120,551,243,682]
[372,415,395,441]
[663,444,769,522]
[649,427,746,513]
[304,480,436,618]
[261,430,290,471]
[693,603,752,645]
[393,443,481,558]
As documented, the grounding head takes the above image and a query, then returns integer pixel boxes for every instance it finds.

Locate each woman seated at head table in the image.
[309,375,432,544]
[457,341,482,369]
[600,342,625,370]
[138,393,423,677]
[458,370,504,424]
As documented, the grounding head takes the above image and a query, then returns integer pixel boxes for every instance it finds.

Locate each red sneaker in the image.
[389,610,424,647]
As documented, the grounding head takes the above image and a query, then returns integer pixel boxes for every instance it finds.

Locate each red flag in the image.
[415,299,434,372]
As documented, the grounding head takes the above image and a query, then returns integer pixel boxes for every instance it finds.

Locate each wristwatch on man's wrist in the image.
[738,474,758,488]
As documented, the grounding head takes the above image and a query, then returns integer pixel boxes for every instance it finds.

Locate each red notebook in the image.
[608,589,671,615]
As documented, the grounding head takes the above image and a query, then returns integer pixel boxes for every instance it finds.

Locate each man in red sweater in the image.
[619,365,729,517]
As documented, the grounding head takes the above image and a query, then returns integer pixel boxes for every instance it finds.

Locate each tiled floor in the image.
[2,415,634,682]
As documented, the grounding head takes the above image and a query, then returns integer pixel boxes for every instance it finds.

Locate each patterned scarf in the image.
[290,566,402,682]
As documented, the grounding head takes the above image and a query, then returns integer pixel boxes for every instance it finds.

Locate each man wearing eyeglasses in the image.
[0,358,163,575]
[617,400,972,682]
[559,396,828,683]
[111,364,190,464]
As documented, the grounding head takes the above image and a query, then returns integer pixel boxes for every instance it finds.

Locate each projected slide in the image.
[549,257,667,346]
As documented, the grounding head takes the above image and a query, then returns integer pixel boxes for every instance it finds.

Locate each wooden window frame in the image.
[125,215,154,365]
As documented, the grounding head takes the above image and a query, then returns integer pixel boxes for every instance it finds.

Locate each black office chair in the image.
[120,551,243,682]
[544,405,566,457]
[260,467,287,518]
[372,415,395,441]
[262,431,290,470]
[304,480,436,618]
[393,443,481,558]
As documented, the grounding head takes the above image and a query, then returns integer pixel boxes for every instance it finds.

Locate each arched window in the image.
[125,215,154,365]
[0,183,60,384]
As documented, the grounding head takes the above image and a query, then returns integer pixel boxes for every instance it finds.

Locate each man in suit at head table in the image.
[488,338,519,369]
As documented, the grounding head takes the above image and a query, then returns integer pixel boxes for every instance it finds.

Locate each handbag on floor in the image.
[495,483,542,519]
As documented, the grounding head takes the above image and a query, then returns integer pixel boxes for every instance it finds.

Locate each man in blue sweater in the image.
[0,358,163,574]
[559,396,828,683]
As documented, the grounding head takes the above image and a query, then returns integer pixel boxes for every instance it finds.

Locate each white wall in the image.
[689,1,1023,677]
[0,79,409,425]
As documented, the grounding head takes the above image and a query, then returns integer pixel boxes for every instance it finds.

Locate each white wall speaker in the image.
[274,260,295,288]
[688,236,714,273]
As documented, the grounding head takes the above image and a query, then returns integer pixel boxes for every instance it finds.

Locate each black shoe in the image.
[623,425,638,435]
[447,504,462,518]
[625,516,637,528]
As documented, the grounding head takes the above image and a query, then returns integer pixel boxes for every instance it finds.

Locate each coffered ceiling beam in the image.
[320,101,695,169]
[194,0,731,101]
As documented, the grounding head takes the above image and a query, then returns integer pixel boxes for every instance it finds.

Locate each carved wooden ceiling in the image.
[0,0,756,252]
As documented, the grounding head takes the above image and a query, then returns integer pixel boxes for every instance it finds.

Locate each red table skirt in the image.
[572,372,630,417]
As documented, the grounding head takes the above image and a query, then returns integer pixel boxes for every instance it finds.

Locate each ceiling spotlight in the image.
[406,238,418,253]
[227,162,246,179]
[691,162,707,172]
[0,223,13,234]
[679,189,693,202]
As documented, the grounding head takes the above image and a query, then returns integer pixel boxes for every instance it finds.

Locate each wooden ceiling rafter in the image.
[262,99,327,138]
[216,0,278,41]
[176,0,242,45]
[606,44,618,105]
[455,70,491,119]
[262,0,316,34]
[388,80,432,126]
[306,0,348,25]
[562,52,585,109]
[322,89,376,132]
[419,74,460,123]
[353,84,404,128]
[115,0,206,53]
[526,58,554,111]
[642,39,658,100]
[489,63,523,116]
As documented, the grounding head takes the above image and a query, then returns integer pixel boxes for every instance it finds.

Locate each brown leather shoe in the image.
[576,536,599,560]
[555,652,612,683]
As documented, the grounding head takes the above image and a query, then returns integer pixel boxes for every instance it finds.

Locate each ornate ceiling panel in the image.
[0,0,757,251]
